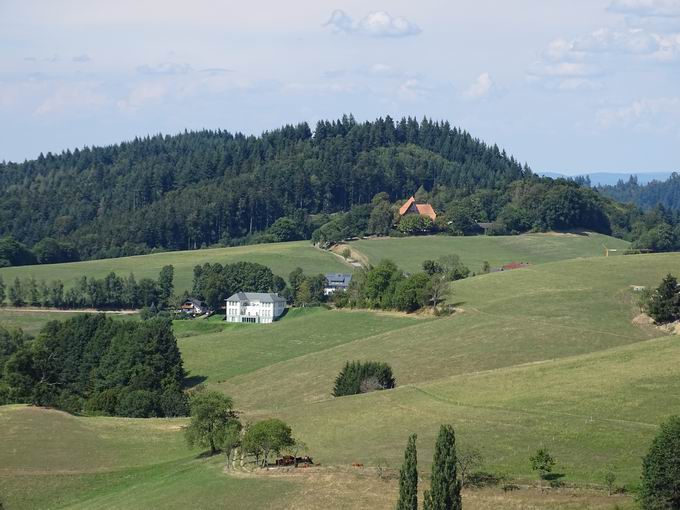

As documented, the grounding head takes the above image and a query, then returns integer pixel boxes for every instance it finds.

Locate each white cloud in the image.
[464,72,494,99]
[116,82,167,112]
[597,96,680,130]
[573,27,659,53]
[397,79,428,100]
[34,82,107,116]
[324,10,421,38]
[609,0,680,17]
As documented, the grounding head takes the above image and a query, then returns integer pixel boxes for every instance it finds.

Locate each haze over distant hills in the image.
[541,171,674,187]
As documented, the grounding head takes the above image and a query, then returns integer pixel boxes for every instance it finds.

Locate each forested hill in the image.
[598,173,680,211]
[0,116,529,260]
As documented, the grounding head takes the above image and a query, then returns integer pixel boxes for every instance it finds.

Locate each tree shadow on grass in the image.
[183,374,207,390]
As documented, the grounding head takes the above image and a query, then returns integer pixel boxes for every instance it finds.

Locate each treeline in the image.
[0,315,187,417]
[598,173,680,211]
[333,257,466,313]
[0,266,174,309]
[312,178,618,245]
[191,261,286,310]
[0,116,528,262]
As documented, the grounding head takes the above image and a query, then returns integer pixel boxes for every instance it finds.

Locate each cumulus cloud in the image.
[597,96,680,130]
[464,72,494,99]
[324,10,421,37]
[573,27,659,53]
[609,0,680,17]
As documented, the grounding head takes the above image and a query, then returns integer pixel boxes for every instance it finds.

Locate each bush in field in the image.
[640,415,680,509]
[333,360,395,397]
[646,274,680,324]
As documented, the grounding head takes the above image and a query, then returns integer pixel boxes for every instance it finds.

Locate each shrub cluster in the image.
[333,361,396,397]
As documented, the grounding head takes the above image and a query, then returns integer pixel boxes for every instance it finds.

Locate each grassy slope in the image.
[0,241,349,293]
[179,308,427,383]
[0,237,674,509]
[215,253,678,485]
[0,406,292,510]
[349,232,630,273]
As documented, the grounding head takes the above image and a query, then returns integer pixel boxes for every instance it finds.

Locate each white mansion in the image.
[225,292,286,324]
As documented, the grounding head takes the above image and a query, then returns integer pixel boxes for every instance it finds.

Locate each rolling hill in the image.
[347,231,630,273]
[1,235,677,509]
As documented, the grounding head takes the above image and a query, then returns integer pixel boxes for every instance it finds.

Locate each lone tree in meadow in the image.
[396,434,418,510]
[640,415,680,509]
[530,448,556,482]
[424,424,462,510]
[184,386,240,455]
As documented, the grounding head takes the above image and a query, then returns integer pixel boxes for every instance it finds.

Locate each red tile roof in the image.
[398,196,437,220]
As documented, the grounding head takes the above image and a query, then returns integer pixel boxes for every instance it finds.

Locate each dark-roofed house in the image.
[225,292,286,324]
[324,273,352,296]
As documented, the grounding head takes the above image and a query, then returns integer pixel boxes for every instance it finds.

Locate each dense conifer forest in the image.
[598,173,680,211]
[0,116,527,260]
[0,115,675,264]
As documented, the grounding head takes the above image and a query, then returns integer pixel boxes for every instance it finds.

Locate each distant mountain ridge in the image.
[541,171,673,187]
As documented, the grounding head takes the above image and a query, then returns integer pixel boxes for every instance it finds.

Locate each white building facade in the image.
[225,292,286,324]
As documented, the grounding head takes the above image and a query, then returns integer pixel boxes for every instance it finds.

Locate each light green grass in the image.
[0,406,292,510]
[1,248,677,508]
[0,309,139,336]
[0,241,349,293]
[179,308,427,383]
[350,232,630,273]
[214,253,679,485]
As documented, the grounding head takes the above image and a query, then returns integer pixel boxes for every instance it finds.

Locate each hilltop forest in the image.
[0,115,670,265]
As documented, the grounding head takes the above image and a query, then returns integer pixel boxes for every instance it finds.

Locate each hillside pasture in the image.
[0,241,349,293]
[348,232,630,273]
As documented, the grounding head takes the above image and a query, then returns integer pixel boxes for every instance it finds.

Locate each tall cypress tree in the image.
[423,425,462,510]
[396,434,418,510]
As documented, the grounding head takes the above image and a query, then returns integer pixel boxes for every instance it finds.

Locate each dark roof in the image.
[225,292,286,303]
[325,273,352,286]
[184,297,206,307]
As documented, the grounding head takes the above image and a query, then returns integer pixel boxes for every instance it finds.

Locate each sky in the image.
[1,0,679,173]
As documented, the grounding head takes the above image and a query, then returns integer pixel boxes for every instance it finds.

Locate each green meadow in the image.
[0,234,677,509]
[0,241,349,293]
[349,231,631,273]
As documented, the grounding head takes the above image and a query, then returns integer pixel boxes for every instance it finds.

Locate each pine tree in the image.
[0,276,5,305]
[396,434,418,510]
[424,425,462,510]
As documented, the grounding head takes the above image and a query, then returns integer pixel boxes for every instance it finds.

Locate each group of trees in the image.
[0,266,174,310]
[184,387,297,469]
[0,235,79,268]
[192,261,286,310]
[333,259,456,313]
[332,361,396,397]
[0,314,187,417]
[395,425,463,510]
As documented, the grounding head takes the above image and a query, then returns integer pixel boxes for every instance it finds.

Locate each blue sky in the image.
[1,0,679,173]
